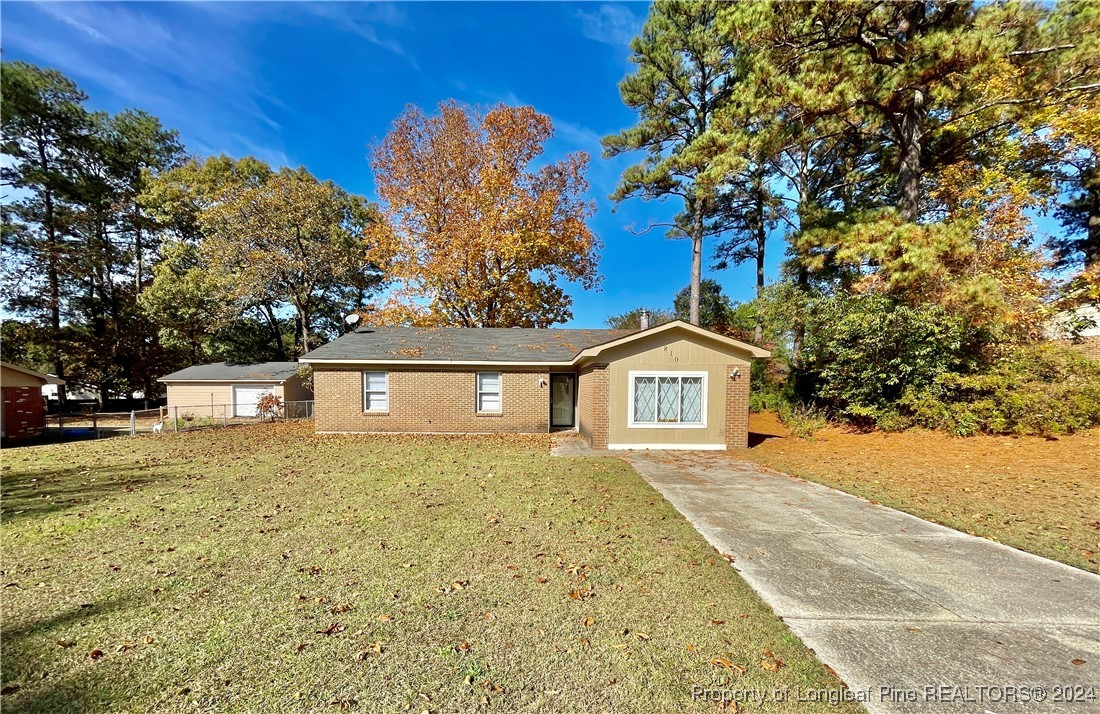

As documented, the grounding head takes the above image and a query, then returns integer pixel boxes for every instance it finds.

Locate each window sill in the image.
[362,411,390,416]
[476,412,504,418]
[628,422,706,429]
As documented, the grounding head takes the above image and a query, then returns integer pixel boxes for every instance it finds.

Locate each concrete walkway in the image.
[622,452,1100,714]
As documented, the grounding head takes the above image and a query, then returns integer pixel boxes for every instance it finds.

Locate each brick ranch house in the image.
[300,320,770,450]
[1,361,64,441]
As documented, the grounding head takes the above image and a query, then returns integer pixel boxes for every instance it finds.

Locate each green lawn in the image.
[1,423,857,713]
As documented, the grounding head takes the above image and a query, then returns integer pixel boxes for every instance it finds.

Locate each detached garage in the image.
[158,362,313,419]
[1,361,64,441]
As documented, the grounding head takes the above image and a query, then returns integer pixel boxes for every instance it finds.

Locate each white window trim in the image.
[363,371,389,412]
[476,371,502,414]
[627,370,707,429]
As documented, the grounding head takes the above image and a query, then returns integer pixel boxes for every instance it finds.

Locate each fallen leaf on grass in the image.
[709,657,747,674]
[686,644,696,654]
[761,650,784,672]
[1071,658,1086,666]
[116,642,136,653]
[330,603,354,614]
[56,639,74,649]
[377,613,394,623]
[315,622,346,636]
[88,649,105,661]
[1,684,21,696]
[455,641,471,654]
[584,617,595,627]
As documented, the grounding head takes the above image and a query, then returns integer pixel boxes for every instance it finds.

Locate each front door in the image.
[550,373,576,428]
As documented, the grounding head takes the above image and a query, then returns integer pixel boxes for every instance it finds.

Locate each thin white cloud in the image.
[230,133,293,170]
[9,3,289,166]
[303,3,417,69]
[34,2,113,44]
[554,119,603,152]
[575,4,642,47]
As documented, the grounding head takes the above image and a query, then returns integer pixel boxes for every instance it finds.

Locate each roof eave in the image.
[158,377,294,384]
[299,358,575,367]
[572,320,771,361]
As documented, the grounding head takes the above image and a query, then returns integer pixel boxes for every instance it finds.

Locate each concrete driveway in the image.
[623,451,1100,714]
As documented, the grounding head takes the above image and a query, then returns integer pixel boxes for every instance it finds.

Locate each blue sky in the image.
[2,1,785,327]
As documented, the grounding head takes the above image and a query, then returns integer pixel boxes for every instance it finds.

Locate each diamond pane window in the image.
[631,373,706,427]
[680,377,702,423]
[633,377,656,422]
[657,376,679,422]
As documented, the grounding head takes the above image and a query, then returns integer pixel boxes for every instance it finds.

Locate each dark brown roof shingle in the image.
[301,326,637,363]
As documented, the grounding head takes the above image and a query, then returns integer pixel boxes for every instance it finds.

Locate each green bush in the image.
[777,401,828,440]
[900,343,1100,436]
[800,294,977,423]
[749,357,790,413]
[794,293,1100,436]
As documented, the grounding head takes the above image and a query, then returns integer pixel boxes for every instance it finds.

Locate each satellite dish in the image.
[344,313,361,326]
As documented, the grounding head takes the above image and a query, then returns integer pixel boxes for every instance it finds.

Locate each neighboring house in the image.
[158,362,313,418]
[1,361,64,441]
[1045,303,1100,360]
[300,320,770,450]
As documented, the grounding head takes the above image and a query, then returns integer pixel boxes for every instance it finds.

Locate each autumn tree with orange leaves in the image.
[366,102,600,328]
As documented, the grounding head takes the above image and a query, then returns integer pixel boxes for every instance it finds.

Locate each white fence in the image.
[45,401,313,438]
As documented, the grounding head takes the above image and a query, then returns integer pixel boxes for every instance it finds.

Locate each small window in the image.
[630,372,705,426]
[363,371,388,412]
[477,372,501,413]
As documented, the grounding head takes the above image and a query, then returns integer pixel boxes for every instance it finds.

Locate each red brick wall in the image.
[724,364,750,449]
[578,363,609,449]
[2,386,45,441]
[313,367,549,433]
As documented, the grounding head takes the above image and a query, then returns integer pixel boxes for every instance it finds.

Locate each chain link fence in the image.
[45,401,313,439]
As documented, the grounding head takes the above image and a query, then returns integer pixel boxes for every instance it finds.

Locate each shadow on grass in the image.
[748,430,784,448]
[0,463,177,523]
[0,594,146,714]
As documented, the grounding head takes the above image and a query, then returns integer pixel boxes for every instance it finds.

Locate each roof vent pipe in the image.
[639,310,650,331]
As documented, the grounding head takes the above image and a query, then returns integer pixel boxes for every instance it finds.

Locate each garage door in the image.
[233,385,275,417]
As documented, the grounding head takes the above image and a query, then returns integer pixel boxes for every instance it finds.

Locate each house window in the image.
[363,371,388,412]
[477,372,501,413]
[630,372,705,427]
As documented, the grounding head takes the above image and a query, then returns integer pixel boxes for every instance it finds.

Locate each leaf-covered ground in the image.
[1,423,857,713]
[744,412,1100,573]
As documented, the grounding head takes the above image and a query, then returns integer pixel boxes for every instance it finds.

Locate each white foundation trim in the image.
[607,443,726,451]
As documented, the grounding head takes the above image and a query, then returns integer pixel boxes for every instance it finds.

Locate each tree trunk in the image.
[754,244,766,345]
[897,88,926,223]
[38,140,66,406]
[260,303,288,361]
[298,307,310,357]
[689,199,704,326]
[791,265,808,367]
[753,183,767,345]
[1085,166,1099,268]
[135,225,144,291]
